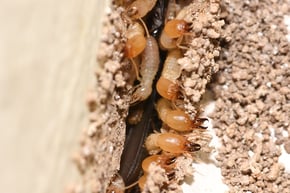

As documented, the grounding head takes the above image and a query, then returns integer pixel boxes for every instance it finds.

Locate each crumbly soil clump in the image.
[73,6,132,193]
[177,0,225,119]
[212,0,290,192]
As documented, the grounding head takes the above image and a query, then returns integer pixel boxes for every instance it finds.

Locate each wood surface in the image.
[0,0,109,193]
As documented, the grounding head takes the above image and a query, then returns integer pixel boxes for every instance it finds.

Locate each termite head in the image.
[184,142,201,152]
[130,85,152,105]
[164,19,191,38]
[156,77,179,101]
[124,35,146,58]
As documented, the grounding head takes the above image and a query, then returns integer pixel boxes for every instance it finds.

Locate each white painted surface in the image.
[0,1,108,193]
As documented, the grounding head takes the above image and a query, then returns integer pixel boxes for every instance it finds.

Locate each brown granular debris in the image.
[186,129,213,154]
[177,0,225,119]
[73,5,132,193]
[212,0,290,192]
[143,164,172,193]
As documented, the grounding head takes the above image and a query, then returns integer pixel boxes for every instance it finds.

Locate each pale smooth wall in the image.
[0,0,109,193]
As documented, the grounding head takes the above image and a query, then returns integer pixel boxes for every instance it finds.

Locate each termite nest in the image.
[106,0,226,192]
[76,0,227,193]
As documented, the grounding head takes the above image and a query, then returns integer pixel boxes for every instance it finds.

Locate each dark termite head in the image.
[166,170,176,181]
[165,156,177,165]
[185,142,201,152]
[156,76,179,101]
[196,118,209,129]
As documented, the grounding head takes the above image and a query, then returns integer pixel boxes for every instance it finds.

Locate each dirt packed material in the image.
[73,6,132,192]
[177,0,225,118]
[211,0,290,192]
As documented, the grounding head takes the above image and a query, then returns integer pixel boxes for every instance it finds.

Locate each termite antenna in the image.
[138,18,150,38]
[106,174,141,192]
[124,180,139,190]
[130,58,141,81]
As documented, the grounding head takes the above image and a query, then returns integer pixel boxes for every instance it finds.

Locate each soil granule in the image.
[211,0,290,193]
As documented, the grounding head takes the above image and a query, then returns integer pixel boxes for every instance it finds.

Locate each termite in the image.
[123,1,161,105]
[125,22,147,59]
[108,154,176,192]
[141,154,176,173]
[159,19,191,50]
[130,35,160,104]
[138,155,176,190]
[124,21,148,80]
[108,154,174,192]
[145,133,201,154]
[156,49,182,101]
[156,98,208,132]
[123,0,157,80]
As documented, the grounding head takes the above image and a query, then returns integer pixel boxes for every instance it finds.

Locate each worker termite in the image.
[145,132,201,154]
[130,35,160,104]
[156,98,208,132]
[123,0,157,81]
[156,49,182,101]
[141,154,176,173]
[136,154,176,190]
[107,153,176,192]
[159,19,191,50]
[122,1,161,105]
[124,22,147,59]
[124,21,148,80]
